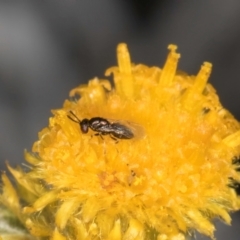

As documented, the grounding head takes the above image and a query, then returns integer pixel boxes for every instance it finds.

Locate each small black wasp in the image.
[67,111,144,141]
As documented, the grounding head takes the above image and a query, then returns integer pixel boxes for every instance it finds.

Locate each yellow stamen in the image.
[116,43,134,98]
[182,62,212,111]
[158,44,180,87]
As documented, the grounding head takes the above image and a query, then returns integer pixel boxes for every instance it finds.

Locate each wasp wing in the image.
[107,119,145,139]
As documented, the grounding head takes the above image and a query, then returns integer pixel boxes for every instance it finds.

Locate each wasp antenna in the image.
[67,111,81,123]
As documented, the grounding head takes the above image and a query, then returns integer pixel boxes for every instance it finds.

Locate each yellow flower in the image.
[1,43,240,240]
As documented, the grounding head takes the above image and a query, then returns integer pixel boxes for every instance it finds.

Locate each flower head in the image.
[1,43,240,240]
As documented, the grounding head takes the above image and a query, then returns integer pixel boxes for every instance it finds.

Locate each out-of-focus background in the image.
[1,0,240,239]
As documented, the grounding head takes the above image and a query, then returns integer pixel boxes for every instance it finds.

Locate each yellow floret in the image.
[1,43,240,240]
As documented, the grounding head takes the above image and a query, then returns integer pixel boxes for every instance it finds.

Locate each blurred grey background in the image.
[1,0,240,239]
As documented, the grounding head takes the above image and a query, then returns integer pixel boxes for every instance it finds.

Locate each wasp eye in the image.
[80,119,89,133]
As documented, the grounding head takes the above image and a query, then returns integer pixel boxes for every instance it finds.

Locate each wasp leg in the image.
[110,134,118,144]
[94,133,105,140]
